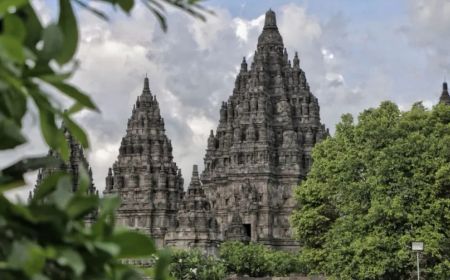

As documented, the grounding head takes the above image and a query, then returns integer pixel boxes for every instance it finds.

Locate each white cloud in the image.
[5,2,447,201]
[405,0,450,72]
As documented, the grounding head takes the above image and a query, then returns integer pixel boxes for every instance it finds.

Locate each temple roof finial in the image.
[293,51,300,68]
[264,9,277,29]
[192,164,199,176]
[143,75,151,95]
[240,56,247,72]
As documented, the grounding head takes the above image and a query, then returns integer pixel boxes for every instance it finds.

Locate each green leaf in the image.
[100,195,121,215]
[33,172,66,201]
[57,0,78,64]
[0,156,61,193]
[73,0,109,20]
[62,115,89,148]
[41,80,98,111]
[0,0,28,15]
[67,102,85,114]
[118,0,134,13]
[4,14,27,43]
[110,230,156,258]
[66,195,98,219]
[7,240,46,277]
[21,3,44,49]
[153,249,172,280]
[40,24,64,61]
[76,165,90,194]
[29,89,63,150]
[48,176,74,210]
[0,115,27,150]
[56,249,85,276]
[0,35,25,63]
[93,241,120,256]
[0,88,27,126]
[38,108,60,149]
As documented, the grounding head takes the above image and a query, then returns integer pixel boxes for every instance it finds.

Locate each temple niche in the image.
[201,9,328,250]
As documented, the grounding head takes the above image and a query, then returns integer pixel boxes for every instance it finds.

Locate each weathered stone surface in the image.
[200,9,327,250]
[103,77,184,247]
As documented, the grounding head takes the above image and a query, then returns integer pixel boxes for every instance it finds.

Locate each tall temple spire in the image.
[104,78,184,247]
[201,9,327,250]
[439,81,450,105]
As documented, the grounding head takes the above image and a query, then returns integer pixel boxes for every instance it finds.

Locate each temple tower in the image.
[201,9,327,250]
[165,165,220,254]
[104,77,184,247]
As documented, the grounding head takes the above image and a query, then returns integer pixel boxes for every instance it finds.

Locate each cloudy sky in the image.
[4,0,450,200]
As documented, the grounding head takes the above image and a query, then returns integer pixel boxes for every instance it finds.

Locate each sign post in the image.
[412,241,424,280]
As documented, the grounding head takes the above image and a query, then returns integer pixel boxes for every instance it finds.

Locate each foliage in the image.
[219,241,306,277]
[0,0,208,180]
[0,0,207,279]
[169,250,226,280]
[219,241,271,277]
[266,249,307,276]
[0,170,170,279]
[291,102,450,280]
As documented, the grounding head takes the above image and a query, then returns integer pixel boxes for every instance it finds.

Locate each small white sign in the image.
[412,241,424,251]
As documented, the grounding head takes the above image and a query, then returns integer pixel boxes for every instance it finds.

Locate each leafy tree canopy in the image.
[291,101,450,280]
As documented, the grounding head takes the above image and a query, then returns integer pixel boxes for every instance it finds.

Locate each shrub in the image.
[169,250,226,280]
[219,242,271,277]
[219,241,307,277]
[267,250,307,276]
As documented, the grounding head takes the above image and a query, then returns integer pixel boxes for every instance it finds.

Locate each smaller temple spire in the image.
[439,81,450,105]
[293,51,300,68]
[240,57,247,72]
[142,76,151,95]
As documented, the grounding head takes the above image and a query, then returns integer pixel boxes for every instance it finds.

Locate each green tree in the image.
[291,102,450,280]
[0,0,207,279]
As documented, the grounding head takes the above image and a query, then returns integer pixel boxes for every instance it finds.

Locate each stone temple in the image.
[103,9,328,252]
[201,9,327,250]
[104,77,185,248]
[32,9,328,253]
[33,9,450,253]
